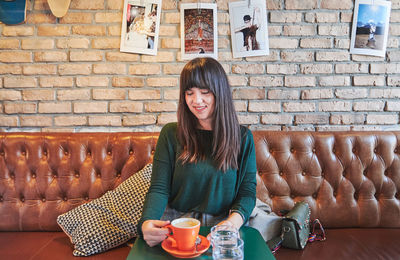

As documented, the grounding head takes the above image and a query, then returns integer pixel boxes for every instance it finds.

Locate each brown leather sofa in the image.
[0,131,399,260]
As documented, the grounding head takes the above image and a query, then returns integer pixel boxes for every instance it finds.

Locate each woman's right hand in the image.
[142,220,171,247]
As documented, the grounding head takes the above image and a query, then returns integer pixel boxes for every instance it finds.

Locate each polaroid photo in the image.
[350,0,391,57]
[120,0,162,55]
[180,3,218,60]
[229,0,269,58]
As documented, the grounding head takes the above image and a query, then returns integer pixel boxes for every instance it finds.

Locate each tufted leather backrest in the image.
[0,133,158,231]
[0,131,399,231]
[253,131,400,228]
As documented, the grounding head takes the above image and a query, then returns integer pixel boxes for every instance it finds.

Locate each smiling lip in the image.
[194,106,207,112]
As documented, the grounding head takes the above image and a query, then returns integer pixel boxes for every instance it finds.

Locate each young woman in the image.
[138,57,257,247]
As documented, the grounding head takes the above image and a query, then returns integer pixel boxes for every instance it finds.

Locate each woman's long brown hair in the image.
[177,57,240,172]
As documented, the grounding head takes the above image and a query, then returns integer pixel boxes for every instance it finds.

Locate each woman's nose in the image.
[193,93,202,103]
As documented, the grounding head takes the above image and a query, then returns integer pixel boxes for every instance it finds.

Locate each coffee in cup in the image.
[165,218,200,251]
[174,219,198,228]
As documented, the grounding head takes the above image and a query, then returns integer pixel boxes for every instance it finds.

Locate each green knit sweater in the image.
[137,122,257,235]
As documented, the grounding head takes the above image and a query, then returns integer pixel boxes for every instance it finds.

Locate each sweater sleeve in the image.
[137,123,177,236]
[230,128,257,223]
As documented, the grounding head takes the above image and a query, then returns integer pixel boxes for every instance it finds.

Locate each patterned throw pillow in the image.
[57,163,152,256]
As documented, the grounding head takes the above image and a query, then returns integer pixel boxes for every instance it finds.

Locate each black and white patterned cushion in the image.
[57,163,152,256]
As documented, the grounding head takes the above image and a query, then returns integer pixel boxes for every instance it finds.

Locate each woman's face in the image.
[185,87,215,130]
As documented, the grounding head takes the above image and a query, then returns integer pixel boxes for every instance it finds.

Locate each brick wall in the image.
[0,0,400,132]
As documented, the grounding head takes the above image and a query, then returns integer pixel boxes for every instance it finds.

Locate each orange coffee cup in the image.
[165,217,200,251]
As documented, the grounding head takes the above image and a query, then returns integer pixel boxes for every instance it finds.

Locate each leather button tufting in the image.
[0,196,3,202]
[116,173,121,177]
[312,148,316,153]
[21,151,26,156]
[302,172,306,176]
[75,173,79,178]
[374,149,377,153]
[129,150,133,155]
[0,152,4,156]
[151,150,155,155]
[21,197,25,202]
[63,197,68,201]
[32,174,36,178]
[313,193,317,198]
[270,194,274,198]
[85,197,89,201]
[107,151,111,155]
[279,172,283,176]
[42,198,46,202]
[334,192,337,197]
[352,148,356,153]
[290,194,295,199]
[290,148,295,153]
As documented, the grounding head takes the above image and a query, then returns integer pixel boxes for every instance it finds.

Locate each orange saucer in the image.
[161,235,210,258]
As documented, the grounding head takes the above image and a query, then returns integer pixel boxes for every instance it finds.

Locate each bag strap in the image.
[267,232,284,254]
[267,222,292,254]
[308,219,326,242]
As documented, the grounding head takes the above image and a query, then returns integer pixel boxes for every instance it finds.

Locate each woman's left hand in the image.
[216,219,234,227]
[207,218,238,241]
[221,212,243,230]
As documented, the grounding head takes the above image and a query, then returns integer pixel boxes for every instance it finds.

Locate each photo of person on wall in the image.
[180,3,218,60]
[120,0,161,55]
[350,0,391,57]
[234,7,261,51]
[125,4,157,49]
[229,0,269,58]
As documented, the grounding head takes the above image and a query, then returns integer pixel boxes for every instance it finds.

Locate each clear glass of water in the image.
[212,237,244,260]
[209,225,240,247]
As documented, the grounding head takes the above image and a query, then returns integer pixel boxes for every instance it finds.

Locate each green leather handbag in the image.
[267,201,318,253]
[280,201,311,249]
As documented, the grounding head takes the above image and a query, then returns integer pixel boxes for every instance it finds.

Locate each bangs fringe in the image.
[182,67,211,92]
